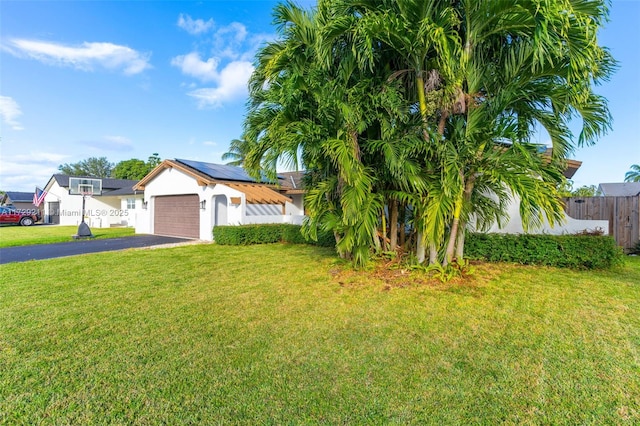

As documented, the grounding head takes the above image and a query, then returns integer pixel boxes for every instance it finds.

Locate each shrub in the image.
[464,233,624,269]
[213,224,334,247]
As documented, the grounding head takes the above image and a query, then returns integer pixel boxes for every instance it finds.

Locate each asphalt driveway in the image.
[0,235,192,265]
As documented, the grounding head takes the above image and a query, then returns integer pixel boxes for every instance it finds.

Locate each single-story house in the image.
[133,159,305,240]
[1,191,42,217]
[597,182,640,197]
[133,155,606,241]
[42,174,144,228]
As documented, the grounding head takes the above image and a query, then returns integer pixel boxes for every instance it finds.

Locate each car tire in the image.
[20,217,34,226]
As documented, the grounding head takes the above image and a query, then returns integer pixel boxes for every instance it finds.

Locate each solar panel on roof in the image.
[176,159,280,183]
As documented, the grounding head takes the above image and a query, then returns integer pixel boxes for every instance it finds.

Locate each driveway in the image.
[0,235,193,265]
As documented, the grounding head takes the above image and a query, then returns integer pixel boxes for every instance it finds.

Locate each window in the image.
[126,198,136,210]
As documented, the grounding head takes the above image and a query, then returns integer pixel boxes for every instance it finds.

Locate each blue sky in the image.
[1,0,638,192]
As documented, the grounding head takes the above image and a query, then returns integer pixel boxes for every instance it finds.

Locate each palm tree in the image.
[319,0,458,263]
[625,164,640,182]
[321,0,614,266]
[221,139,252,167]
[242,2,384,264]
[242,0,615,268]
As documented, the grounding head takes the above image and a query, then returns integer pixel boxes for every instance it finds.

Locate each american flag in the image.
[33,187,47,207]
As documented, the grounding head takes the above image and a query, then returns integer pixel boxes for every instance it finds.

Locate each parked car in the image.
[0,206,41,226]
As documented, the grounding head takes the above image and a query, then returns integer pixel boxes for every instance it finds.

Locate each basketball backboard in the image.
[69,177,102,196]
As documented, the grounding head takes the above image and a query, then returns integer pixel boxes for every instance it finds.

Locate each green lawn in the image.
[1,244,639,424]
[0,225,135,248]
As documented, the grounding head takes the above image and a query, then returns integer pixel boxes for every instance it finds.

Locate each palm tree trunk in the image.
[444,181,464,266]
[454,178,475,261]
[380,207,388,252]
[399,202,406,248]
[416,231,426,264]
[455,223,466,260]
[443,214,460,267]
[389,199,398,251]
[416,74,431,264]
[373,230,382,253]
[429,242,438,265]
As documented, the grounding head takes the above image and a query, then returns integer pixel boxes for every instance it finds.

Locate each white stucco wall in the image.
[136,167,247,240]
[117,197,144,228]
[42,182,142,228]
[244,215,306,225]
[136,167,308,240]
[285,194,305,216]
[478,194,609,235]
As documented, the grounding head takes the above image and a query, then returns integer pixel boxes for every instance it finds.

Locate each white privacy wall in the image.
[478,194,609,235]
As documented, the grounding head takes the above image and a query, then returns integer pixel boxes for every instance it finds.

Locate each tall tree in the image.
[222,139,252,167]
[112,153,162,180]
[244,1,426,265]
[58,157,113,178]
[242,0,614,268]
[112,159,148,180]
[321,0,614,265]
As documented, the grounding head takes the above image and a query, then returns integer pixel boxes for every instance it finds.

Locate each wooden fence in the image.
[562,196,640,252]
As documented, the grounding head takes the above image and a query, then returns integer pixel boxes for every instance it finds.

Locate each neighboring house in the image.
[133,159,305,240]
[42,174,144,228]
[597,182,640,197]
[481,158,610,235]
[278,171,305,215]
[1,191,42,217]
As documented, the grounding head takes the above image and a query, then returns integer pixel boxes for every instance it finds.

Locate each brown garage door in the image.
[154,195,200,238]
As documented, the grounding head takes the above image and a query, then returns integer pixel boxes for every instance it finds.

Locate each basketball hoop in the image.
[68,177,101,238]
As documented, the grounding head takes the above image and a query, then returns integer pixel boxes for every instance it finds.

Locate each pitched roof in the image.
[134,159,292,205]
[51,174,139,190]
[597,182,640,196]
[4,191,34,203]
[102,185,143,196]
[540,149,582,178]
[278,171,306,194]
[45,174,141,196]
[176,159,275,183]
[225,183,292,205]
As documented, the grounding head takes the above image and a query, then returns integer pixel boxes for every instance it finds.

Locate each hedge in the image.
[212,224,335,247]
[464,233,624,269]
[213,226,622,269]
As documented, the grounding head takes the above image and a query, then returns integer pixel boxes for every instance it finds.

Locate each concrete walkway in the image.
[0,235,193,265]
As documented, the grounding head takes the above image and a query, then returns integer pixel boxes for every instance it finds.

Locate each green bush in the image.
[213,224,334,247]
[464,233,624,269]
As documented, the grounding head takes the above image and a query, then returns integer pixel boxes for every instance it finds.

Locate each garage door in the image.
[154,195,200,238]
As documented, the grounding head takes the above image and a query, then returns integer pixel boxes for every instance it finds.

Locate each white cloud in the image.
[0,96,24,130]
[202,141,217,146]
[177,14,214,35]
[211,22,253,61]
[0,151,69,191]
[83,135,134,152]
[3,39,151,75]
[186,61,254,108]
[171,52,219,82]
[172,18,269,108]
